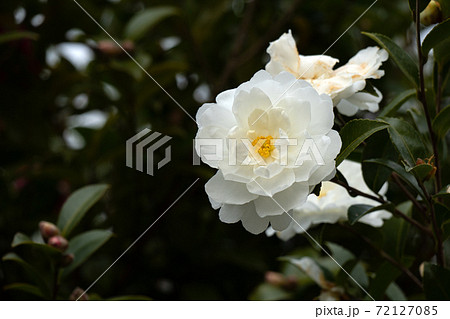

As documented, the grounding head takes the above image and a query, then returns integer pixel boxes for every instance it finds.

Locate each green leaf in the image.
[57,184,109,237]
[382,117,429,168]
[385,282,407,301]
[362,131,397,193]
[364,158,425,198]
[408,0,430,13]
[435,202,450,240]
[0,31,39,44]
[249,283,292,301]
[11,233,33,247]
[382,201,413,258]
[11,233,61,257]
[379,89,416,117]
[2,253,51,298]
[423,263,450,300]
[348,204,392,225]
[327,242,355,265]
[362,32,419,87]
[124,7,179,41]
[433,104,450,137]
[369,262,401,300]
[433,185,450,199]
[62,229,113,276]
[3,283,45,299]
[422,19,450,66]
[406,163,434,180]
[336,119,389,166]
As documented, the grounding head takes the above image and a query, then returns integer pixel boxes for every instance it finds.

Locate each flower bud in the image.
[265,271,285,286]
[419,262,425,278]
[420,0,442,26]
[70,287,88,301]
[48,235,69,251]
[61,253,74,267]
[39,221,60,240]
[97,40,135,56]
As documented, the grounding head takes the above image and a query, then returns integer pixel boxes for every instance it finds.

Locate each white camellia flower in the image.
[265,30,388,116]
[268,160,392,241]
[195,70,341,234]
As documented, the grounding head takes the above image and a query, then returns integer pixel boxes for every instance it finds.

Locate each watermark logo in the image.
[194,137,325,167]
[126,128,172,176]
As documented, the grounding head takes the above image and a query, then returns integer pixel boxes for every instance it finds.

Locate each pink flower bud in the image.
[70,287,88,301]
[265,271,285,286]
[48,235,68,251]
[39,221,60,240]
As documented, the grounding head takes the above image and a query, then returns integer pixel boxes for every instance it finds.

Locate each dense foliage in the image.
[0,0,449,300]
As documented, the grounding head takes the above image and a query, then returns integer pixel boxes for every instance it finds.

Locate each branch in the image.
[415,1,441,192]
[331,177,433,237]
[341,224,423,289]
[391,172,429,222]
[214,0,303,94]
[415,2,444,266]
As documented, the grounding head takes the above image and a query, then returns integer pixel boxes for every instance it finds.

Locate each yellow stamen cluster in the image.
[252,136,275,158]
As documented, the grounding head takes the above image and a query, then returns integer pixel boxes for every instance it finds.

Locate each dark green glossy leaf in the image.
[422,19,450,66]
[336,119,389,166]
[365,158,425,198]
[435,202,450,240]
[423,263,450,300]
[2,253,51,298]
[408,0,430,13]
[369,262,402,300]
[385,282,407,301]
[249,283,292,301]
[57,184,109,237]
[433,104,450,137]
[124,7,179,41]
[327,242,355,265]
[3,283,45,299]
[62,229,113,276]
[11,233,32,247]
[379,89,416,117]
[362,32,419,87]
[348,203,392,225]
[362,131,397,193]
[382,117,429,168]
[11,233,62,257]
[382,201,412,259]
[433,185,450,199]
[406,163,434,180]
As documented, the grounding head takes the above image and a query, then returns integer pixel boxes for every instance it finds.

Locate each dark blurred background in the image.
[0,0,416,300]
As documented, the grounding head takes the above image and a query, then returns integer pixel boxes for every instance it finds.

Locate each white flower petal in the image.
[269,212,293,231]
[266,30,300,76]
[247,168,295,197]
[241,205,270,234]
[219,203,245,224]
[254,182,309,217]
[206,171,258,205]
[233,87,272,129]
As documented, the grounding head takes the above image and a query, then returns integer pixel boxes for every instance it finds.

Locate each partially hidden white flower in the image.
[291,257,345,301]
[268,160,392,241]
[195,70,341,234]
[265,30,388,116]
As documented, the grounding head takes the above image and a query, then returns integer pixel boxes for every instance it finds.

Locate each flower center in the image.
[252,136,275,158]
